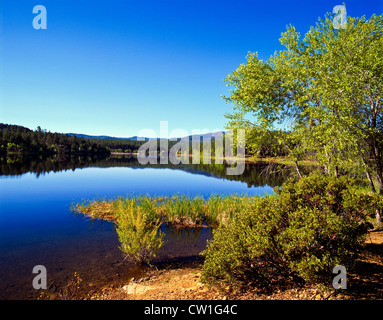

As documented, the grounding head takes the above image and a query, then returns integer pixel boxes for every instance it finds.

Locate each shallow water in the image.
[0,156,283,299]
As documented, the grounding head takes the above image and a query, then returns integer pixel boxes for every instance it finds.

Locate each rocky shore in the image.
[86,231,383,301]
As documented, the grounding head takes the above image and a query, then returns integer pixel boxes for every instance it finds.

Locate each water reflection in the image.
[153,224,213,265]
[0,154,307,299]
[0,154,296,188]
[160,223,212,246]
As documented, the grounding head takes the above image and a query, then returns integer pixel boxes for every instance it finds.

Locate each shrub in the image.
[201,195,287,289]
[201,174,376,289]
[115,201,164,265]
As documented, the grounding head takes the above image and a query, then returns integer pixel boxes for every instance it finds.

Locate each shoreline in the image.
[84,230,383,301]
[110,152,317,167]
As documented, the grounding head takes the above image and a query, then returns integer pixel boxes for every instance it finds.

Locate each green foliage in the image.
[223,13,383,193]
[226,124,289,158]
[115,200,164,265]
[201,195,285,288]
[74,193,274,229]
[201,174,379,288]
[0,123,231,160]
[0,123,109,156]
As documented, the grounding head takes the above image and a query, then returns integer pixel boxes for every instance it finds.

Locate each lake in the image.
[0,155,289,299]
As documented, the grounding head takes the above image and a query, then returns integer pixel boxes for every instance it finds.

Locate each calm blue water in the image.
[0,164,275,299]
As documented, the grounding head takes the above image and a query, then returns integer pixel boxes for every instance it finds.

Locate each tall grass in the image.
[72,194,259,227]
[114,199,164,265]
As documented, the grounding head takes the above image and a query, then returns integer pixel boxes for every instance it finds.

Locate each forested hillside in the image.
[0,124,110,156]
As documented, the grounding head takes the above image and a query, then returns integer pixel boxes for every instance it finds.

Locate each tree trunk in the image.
[364,168,376,193]
[375,167,383,194]
[376,210,382,224]
[294,160,303,179]
[365,170,382,224]
[283,141,303,179]
[372,140,383,224]
[325,151,331,175]
[376,175,383,224]
[359,150,381,223]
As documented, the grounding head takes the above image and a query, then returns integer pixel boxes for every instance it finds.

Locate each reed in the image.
[72,193,259,227]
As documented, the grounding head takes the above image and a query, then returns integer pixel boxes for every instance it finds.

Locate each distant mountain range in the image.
[66,133,148,141]
[66,131,227,141]
[0,123,226,142]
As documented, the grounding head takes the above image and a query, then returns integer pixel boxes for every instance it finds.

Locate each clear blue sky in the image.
[0,0,382,138]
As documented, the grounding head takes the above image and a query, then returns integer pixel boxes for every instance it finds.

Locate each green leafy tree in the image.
[223,12,383,221]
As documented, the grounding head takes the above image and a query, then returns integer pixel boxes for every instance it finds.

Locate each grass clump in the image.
[72,199,114,221]
[72,194,257,266]
[114,200,164,265]
[72,193,256,227]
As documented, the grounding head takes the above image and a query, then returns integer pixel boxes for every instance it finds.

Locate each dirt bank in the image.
[87,231,383,300]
